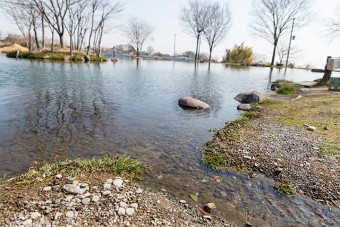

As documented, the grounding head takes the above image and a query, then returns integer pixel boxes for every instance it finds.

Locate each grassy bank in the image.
[6,51,108,62]
[0,156,144,188]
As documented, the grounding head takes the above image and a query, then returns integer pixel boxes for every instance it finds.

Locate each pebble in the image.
[65,211,74,218]
[274,167,283,174]
[54,212,63,220]
[101,190,111,196]
[179,200,186,204]
[30,212,41,220]
[136,188,143,194]
[119,201,127,208]
[126,207,135,216]
[22,219,32,226]
[43,186,52,192]
[243,155,252,160]
[220,191,227,197]
[130,203,138,210]
[55,174,62,179]
[307,126,316,131]
[117,207,126,216]
[105,178,113,184]
[82,198,91,205]
[63,183,88,195]
[113,179,123,188]
[103,183,111,190]
[92,195,100,203]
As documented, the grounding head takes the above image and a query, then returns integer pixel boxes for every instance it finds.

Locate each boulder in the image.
[234,91,263,104]
[178,97,210,109]
[237,104,252,111]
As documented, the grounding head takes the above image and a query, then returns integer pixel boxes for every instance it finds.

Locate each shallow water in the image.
[0,55,338,225]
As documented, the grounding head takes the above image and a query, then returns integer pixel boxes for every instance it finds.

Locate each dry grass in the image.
[265,89,340,152]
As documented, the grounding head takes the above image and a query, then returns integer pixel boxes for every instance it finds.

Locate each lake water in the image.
[0,55,338,226]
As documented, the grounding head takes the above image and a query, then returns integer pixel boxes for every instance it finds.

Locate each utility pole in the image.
[173,34,176,59]
[285,18,295,68]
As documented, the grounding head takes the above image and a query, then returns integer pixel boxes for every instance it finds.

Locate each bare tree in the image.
[92,0,123,56]
[204,1,231,62]
[180,0,211,62]
[147,46,154,55]
[326,6,340,40]
[33,0,79,48]
[123,17,154,58]
[250,0,311,66]
[277,42,300,65]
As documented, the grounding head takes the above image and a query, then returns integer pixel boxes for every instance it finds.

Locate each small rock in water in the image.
[113,179,123,188]
[203,203,216,213]
[220,191,227,197]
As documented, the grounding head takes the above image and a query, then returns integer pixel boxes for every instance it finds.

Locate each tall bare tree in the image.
[204,2,231,62]
[180,0,211,62]
[33,0,79,48]
[123,17,154,58]
[326,6,340,40]
[250,0,311,66]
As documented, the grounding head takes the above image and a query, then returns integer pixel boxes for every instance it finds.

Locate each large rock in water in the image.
[178,97,210,109]
[234,91,263,104]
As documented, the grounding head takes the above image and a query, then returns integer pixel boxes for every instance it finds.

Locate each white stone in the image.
[92,195,100,203]
[126,207,135,216]
[103,183,111,190]
[54,212,63,220]
[130,203,138,210]
[82,198,91,205]
[43,186,52,192]
[113,179,123,188]
[55,174,62,179]
[117,207,126,216]
[63,183,88,195]
[65,211,74,218]
[101,190,111,196]
[119,201,127,208]
[105,179,113,184]
[135,188,143,194]
[30,212,41,220]
[179,200,186,204]
[307,126,316,131]
[22,219,32,226]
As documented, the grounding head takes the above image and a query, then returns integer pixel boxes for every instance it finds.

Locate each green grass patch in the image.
[277,86,296,95]
[202,151,225,169]
[277,184,295,195]
[318,144,340,156]
[12,155,144,185]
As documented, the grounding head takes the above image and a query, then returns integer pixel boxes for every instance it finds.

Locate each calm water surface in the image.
[0,55,338,226]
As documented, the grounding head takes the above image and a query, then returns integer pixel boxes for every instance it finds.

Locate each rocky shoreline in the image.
[204,90,340,208]
[0,174,231,226]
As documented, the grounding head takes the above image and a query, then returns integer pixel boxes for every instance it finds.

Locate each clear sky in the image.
[0,0,339,68]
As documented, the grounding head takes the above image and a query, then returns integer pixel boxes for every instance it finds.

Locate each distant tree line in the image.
[3,0,124,56]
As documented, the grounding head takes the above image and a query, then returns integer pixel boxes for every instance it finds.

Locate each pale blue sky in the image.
[1,0,339,68]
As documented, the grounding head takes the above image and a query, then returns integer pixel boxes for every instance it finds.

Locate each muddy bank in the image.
[203,89,340,208]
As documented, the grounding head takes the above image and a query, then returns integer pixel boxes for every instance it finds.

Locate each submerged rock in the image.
[178,97,210,109]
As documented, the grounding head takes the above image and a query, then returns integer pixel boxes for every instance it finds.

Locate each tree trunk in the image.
[194,34,200,62]
[270,42,278,66]
[32,17,40,49]
[208,46,213,62]
[41,17,45,48]
[69,34,73,55]
[136,47,139,57]
[59,33,64,48]
[51,29,54,52]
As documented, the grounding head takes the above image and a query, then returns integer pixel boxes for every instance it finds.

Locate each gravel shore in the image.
[0,175,231,226]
